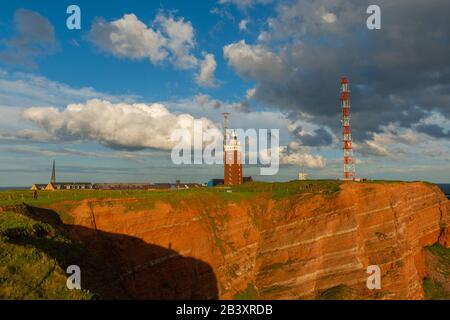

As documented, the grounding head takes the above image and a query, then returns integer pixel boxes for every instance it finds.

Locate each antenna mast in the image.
[340,76,356,180]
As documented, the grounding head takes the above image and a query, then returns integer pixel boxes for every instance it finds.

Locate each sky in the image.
[0,0,449,186]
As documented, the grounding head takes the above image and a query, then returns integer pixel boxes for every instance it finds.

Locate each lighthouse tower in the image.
[340,76,356,180]
[224,131,243,185]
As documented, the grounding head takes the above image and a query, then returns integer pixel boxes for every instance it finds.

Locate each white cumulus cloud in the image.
[22,99,218,150]
[88,14,167,63]
[155,14,197,69]
[196,53,217,87]
[223,40,287,81]
[279,141,326,168]
[88,13,197,69]
[280,150,327,169]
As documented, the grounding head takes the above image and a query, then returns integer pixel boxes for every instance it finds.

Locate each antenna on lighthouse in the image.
[222,112,230,165]
[340,76,356,180]
[222,112,229,146]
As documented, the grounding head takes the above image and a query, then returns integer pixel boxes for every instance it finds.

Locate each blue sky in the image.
[1,0,450,186]
[0,1,251,101]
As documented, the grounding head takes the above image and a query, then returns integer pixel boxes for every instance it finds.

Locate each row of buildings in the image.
[31,181,206,191]
[31,178,255,191]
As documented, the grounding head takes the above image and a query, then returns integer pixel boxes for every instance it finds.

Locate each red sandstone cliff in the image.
[47,182,449,299]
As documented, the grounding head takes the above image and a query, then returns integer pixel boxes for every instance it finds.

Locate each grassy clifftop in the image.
[0,208,91,299]
[0,180,342,207]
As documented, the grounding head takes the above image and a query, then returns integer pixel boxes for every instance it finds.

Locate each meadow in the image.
[0,180,343,208]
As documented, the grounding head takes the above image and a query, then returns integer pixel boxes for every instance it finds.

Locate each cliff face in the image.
[48,182,449,300]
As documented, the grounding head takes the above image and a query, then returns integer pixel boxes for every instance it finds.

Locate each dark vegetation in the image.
[0,207,90,299]
[423,244,450,300]
[233,283,258,300]
[318,285,357,300]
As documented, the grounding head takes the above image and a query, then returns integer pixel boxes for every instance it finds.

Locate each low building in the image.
[45,182,93,191]
[93,183,174,190]
[208,176,252,187]
[30,184,47,191]
[175,182,204,189]
[149,183,172,190]
[207,179,224,187]
[92,183,153,190]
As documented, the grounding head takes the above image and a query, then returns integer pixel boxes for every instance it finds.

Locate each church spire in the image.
[50,160,56,184]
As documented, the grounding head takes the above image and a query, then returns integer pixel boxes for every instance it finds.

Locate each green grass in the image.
[425,243,450,277]
[261,263,285,272]
[260,259,294,273]
[364,180,404,184]
[248,203,266,230]
[203,208,227,256]
[0,210,91,299]
[0,189,157,206]
[0,181,344,221]
[423,278,449,300]
[227,180,341,198]
[2,180,438,209]
[0,211,52,239]
[426,244,450,263]
[422,244,450,300]
[259,284,290,296]
[0,188,257,208]
[395,260,404,268]
[233,283,258,300]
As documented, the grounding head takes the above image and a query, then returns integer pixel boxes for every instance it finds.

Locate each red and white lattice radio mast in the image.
[340,76,356,180]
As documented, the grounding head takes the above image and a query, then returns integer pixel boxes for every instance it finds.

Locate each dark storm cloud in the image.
[224,0,450,144]
[0,9,56,68]
[291,126,333,147]
[416,124,450,139]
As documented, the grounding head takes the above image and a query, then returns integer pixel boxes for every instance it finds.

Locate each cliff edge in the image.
[50,181,450,299]
[1,181,449,299]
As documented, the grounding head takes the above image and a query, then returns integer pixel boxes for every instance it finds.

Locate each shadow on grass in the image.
[7,204,218,300]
